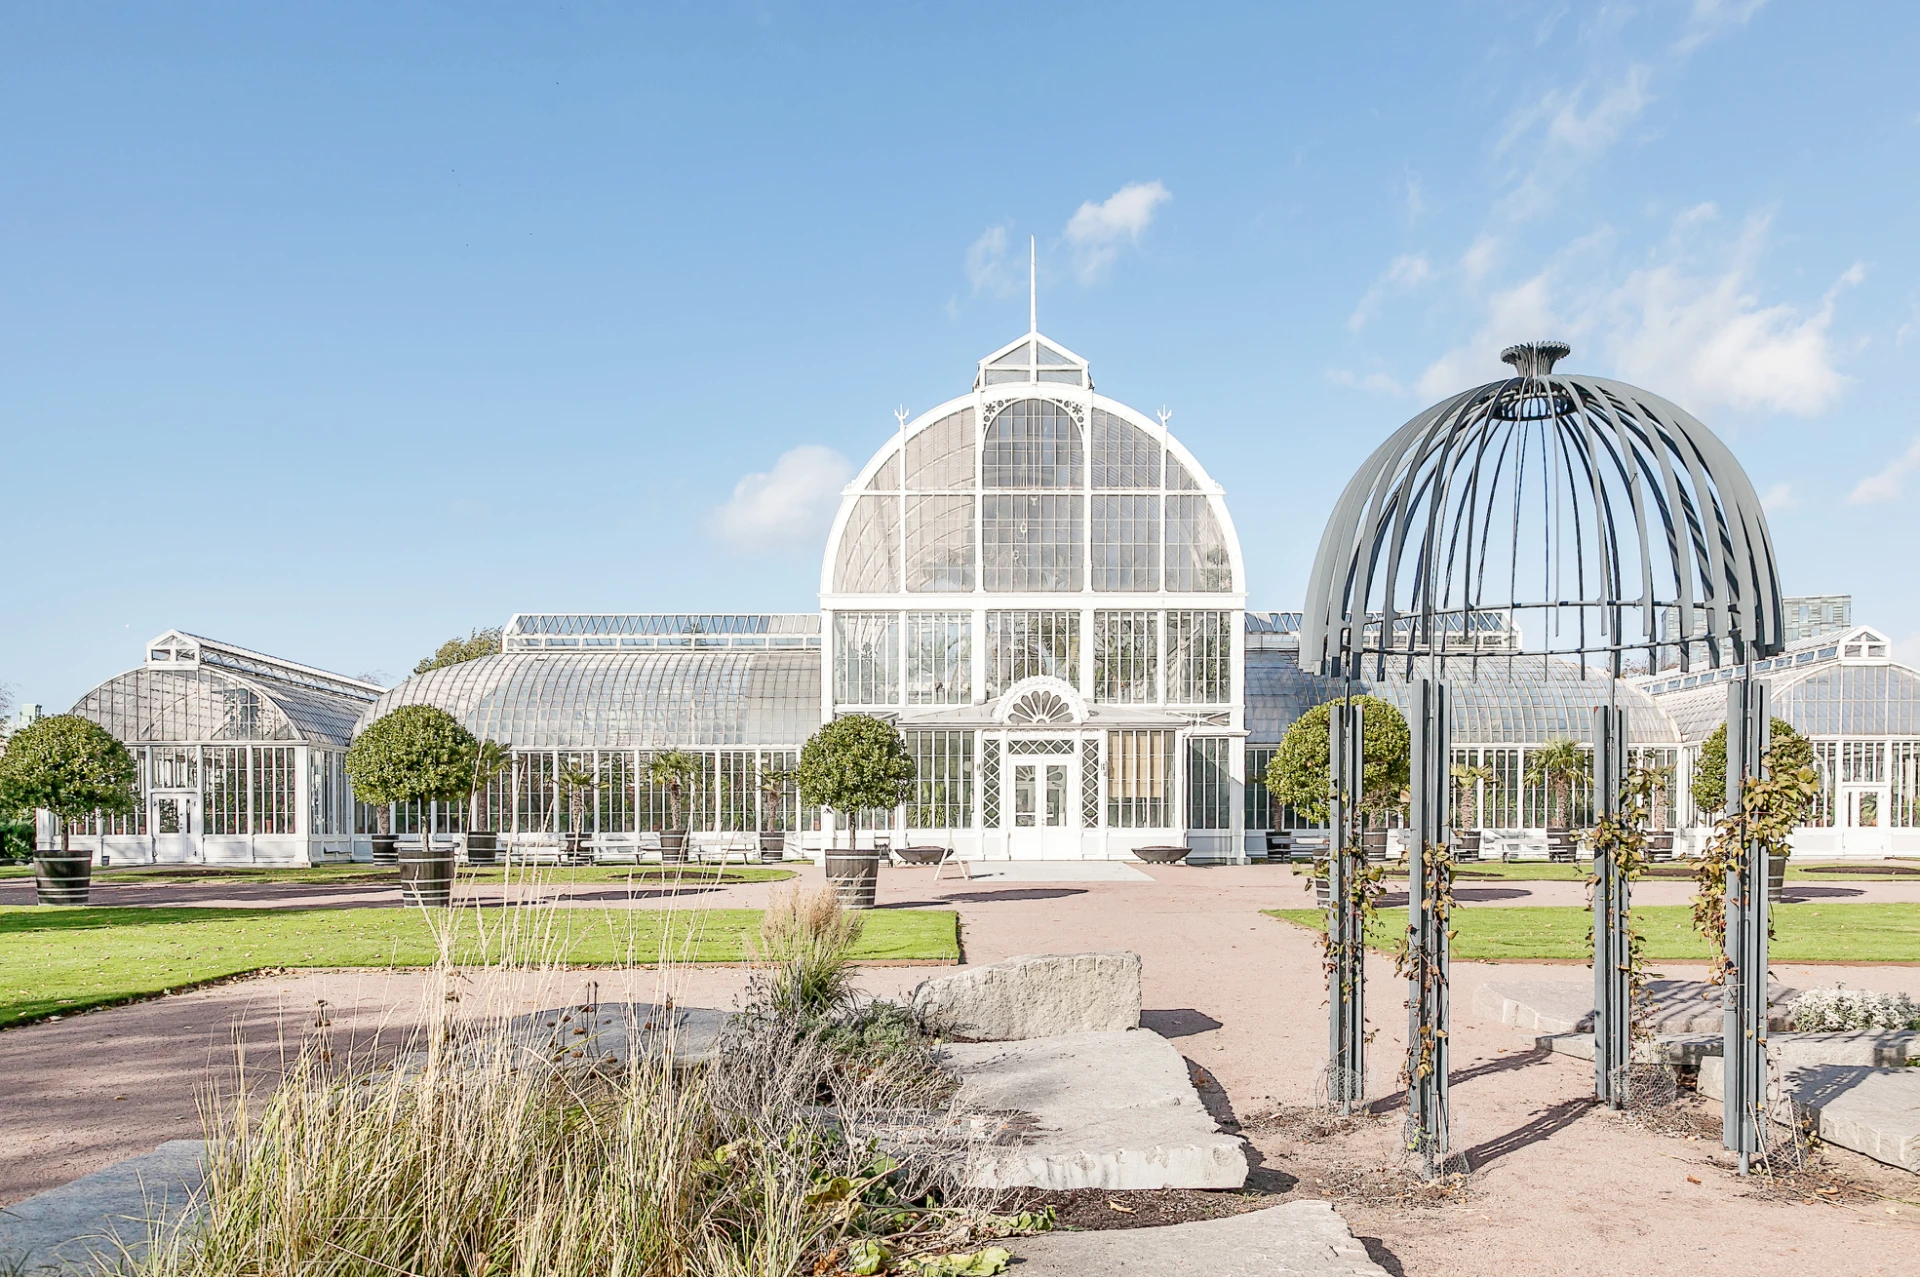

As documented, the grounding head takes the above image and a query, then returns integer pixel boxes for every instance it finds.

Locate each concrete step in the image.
[1475,978,1795,1035]
[1001,1200,1385,1276]
[1698,1059,1920,1173]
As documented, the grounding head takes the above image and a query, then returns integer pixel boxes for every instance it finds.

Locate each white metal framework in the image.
[820,325,1249,859]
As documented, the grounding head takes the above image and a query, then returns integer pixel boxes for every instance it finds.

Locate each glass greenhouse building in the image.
[51,327,1920,864]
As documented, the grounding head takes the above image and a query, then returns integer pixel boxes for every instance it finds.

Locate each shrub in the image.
[412,627,503,676]
[346,706,478,833]
[1787,985,1920,1032]
[754,886,865,1019]
[1691,717,1813,818]
[1264,696,1409,825]
[0,715,138,853]
[797,715,915,847]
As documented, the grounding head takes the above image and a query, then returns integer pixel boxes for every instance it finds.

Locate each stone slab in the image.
[0,1140,205,1276]
[1001,1200,1385,1276]
[1698,1059,1920,1173]
[504,1001,730,1070]
[1475,978,1795,1035]
[1535,1031,1724,1065]
[942,1029,1247,1190]
[915,953,1140,1042]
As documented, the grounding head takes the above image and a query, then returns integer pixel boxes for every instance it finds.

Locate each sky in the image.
[4,1,1917,710]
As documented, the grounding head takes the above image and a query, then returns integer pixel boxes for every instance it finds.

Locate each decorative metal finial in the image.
[1500,340,1571,377]
[1157,406,1172,429]
[894,406,910,431]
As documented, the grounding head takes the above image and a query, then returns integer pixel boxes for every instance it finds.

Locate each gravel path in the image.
[4,861,1918,1275]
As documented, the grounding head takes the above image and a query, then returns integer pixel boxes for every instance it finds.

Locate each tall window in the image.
[1108,730,1173,828]
[1245,746,1276,831]
[1091,495,1160,591]
[1187,737,1233,830]
[983,399,1082,488]
[252,746,297,834]
[716,751,757,832]
[905,612,971,705]
[1093,611,1157,703]
[905,731,974,828]
[1167,610,1231,704]
[905,495,975,592]
[834,612,900,705]
[598,751,635,833]
[205,747,246,834]
[1167,495,1233,591]
[986,611,1080,696]
[982,494,1084,591]
[1091,408,1160,488]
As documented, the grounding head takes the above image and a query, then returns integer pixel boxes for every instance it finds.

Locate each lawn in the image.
[1265,902,1920,963]
[1323,860,1920,883]
[0,904,958,1028]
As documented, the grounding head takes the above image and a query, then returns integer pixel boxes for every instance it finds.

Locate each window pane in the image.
[834,612,900,705]
[905,730,974,828]
[986,611,1080,696]
[1188,737,1232,830]
[982,494,1083,591]
[905,612,971,705]
[1091,495,1160,591]
[1093,611,1157,704]
[905,408,976,490]
[1168,610,1231,704]
[983,399,1082,488]
[1107,730,1172,828]
[1166,496,1232,592]
[1091,408,1161,488]
[834,495,900,593]
[905,495,975,592]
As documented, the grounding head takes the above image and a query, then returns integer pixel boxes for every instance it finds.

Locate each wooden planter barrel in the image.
[1451,830,1482,861]
[661,831,689,865]
[400,852,456,907]
[1768,852,1789,903]
[758,831,786,863]
[370,834,399,864]
[34,854,92,906]
[465,832,499,866]
[1360,829,1388,860]
[825,850,879,909]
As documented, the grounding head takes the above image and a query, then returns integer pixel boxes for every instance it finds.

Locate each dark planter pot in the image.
[371,834,399,863]
[896,844,947,865]
[1360,829,1388,861]
[400,851,456,908]
[758,831,786,863]
[1646,832,1675,863]
[1314,876,1332,909]
[34,853,92,906]
[465,832,499,866]
[661,831,689,866]
[1768,852,1789,903]
[1545,826,1577,863]
[825,849,879,909]
[562,832,591,864]
[1133,845,1191,865]
[1452,830,1482,861]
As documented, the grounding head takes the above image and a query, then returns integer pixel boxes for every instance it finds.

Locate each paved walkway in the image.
[4,862,1919,1275]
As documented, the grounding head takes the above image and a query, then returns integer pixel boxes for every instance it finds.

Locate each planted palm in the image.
[556,768,595,837]
[649,750,700,864]
[1525,739,1590,828]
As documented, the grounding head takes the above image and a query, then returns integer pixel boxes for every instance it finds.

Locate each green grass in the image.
[0,904,958,1028]
[1265,902,1920,963]
[1309,859,1920,883]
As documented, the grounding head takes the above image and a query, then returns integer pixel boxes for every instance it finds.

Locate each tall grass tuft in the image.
[143,867,1003,1276]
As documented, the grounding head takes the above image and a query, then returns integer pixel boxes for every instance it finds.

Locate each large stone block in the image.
[1001,1200,1385,1276]
[914,952,1141,1042]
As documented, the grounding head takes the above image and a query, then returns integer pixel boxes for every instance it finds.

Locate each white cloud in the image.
[1760,483,1798,513]
[1461,235,1500,284]
[1063,180,1171,282]
[965,224,1015,296]
[1497,65,1654,220]
[1673,0,1766,56]
[1412,211,1857,416]
[1848,438,1920,506]
[1326,368,1407,396]
[1348,253,1433,332]
[711,446,854,552]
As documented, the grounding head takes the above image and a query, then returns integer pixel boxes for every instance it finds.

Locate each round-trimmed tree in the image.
[1263,696,1409,826]
[0,715,139,853]
[1691,717,1814,818]
[797,715,915,848]
[346,706,478,840]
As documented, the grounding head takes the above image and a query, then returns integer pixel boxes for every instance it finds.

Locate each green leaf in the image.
[847,1239,892,1276]
[915,1247,1011,1277]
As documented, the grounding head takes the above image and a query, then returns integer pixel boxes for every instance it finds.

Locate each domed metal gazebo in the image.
[1300,341,1785,1173]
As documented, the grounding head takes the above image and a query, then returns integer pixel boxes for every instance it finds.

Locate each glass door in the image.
[150,789,199,860]
[1007,755,1075,858]
[1842,785,1887,828]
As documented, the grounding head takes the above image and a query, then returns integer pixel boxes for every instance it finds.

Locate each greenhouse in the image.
[56,631,383,864]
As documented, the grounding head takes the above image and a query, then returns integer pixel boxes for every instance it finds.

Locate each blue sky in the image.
[4,1,1916,709]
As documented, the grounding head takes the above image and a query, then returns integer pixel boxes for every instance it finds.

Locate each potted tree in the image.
[0,715,138,906]
[1449,762,1495,861]
[1526,739,1590,862]
[1692,718,1813,900]
[648,750,699,865]
[1265,696,1410,888]
[797,715,915,909]
[464,739,511,865]
[557,765,596,862]
[756,764,793,864]
[346,706,477,907]
[1643,761,1677,861]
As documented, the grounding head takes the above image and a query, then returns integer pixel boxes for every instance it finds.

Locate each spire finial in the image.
[1029,235,1037,334]
[894,406,909,431]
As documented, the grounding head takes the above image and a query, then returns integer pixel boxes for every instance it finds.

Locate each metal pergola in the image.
[1300,340,1784,1176]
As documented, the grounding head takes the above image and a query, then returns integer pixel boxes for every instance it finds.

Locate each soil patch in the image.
[1004,1185,1286,1232]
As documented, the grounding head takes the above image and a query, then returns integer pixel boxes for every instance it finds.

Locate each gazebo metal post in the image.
[1328,694,1365,1113]
[1591,704,1631,1106]
[1723,675,1772,1171]
[1406,677,1451,1175]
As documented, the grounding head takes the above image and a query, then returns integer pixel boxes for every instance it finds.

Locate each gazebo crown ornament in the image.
[1301,339,1785,681]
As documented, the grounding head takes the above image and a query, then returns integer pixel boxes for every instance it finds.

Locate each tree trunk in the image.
[57,809,69,854]
[377,804,392,837]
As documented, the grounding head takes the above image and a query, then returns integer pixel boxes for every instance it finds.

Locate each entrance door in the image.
[1842,785,1887,829]
[150,790,199,861]
[1007,754,1075,858]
